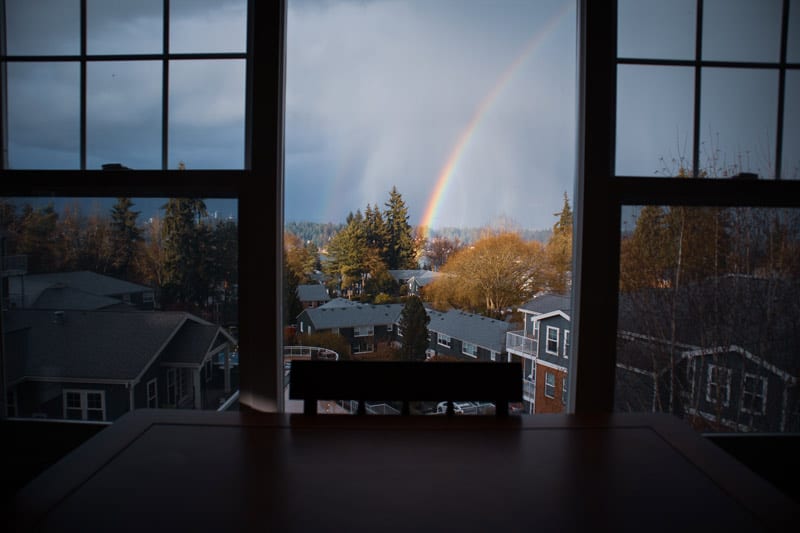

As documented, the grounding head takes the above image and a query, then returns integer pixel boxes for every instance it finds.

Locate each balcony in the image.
[506,331,537,357]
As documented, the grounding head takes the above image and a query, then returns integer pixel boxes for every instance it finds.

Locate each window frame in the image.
[147,378,158,408]
[705,364,732,407]
[3,1,799,419]
[437,333,452,348]
[741,373,768,415]
[545,326,559,355]
[62,389,106,421]
[544,371,556,399]
[353,326,374,338]
[462,341,478,358]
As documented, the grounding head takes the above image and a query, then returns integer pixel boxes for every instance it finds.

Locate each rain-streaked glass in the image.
[616,65,694,177]
[702,0,782,63]
[87,0,163,55]
[618,0,696,60]
[168,60,246,169]
[169,0,247,53]
[87,62,162,170]
[4,0,79,55]
[700,68,778,178]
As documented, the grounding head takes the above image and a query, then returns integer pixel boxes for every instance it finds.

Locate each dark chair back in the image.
[289,360,523,416]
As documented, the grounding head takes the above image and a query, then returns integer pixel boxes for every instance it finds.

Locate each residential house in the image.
[615,276,800,433]
[4,309,237,421]
[424,309,512,364]
[296,283,330,309]
[7,271,156,310]
[388,269,442,295]
[296,299,405,355]
[506,293,571,413]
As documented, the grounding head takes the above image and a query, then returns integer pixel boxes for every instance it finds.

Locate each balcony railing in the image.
[506,331,537,357]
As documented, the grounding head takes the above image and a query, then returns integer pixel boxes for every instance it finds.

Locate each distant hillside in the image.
[285,221,552,248]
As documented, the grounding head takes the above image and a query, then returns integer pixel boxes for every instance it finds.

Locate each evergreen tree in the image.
[109,197,143,280]
[364,203,389,258]
[324,210,368,297]
[399,295,430,361]
[161,198,209,306]
[384,186,416,269]
[544,192,573,293]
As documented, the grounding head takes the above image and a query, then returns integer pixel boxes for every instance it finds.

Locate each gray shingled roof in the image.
[32,286,126,311]
[426,309,513,353]
[519,293,571,315]
[303,303,405,330]
[4,309,202,383]
[297,284,330,303]
[11,271,153,308]
[159,321,231,365]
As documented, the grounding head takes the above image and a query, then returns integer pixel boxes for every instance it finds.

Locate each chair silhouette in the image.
[289,360,523,416]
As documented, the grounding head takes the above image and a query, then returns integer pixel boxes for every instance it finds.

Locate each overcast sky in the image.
[4,0,798,230]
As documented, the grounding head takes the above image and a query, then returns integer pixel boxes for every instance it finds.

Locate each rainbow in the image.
[418,2,573,237]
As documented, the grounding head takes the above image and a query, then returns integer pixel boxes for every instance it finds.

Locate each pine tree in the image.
[544,192,573,293]
[384,187,416,269]
[109,197,142,280]
[161,198,209,306]
[399,295,430,361]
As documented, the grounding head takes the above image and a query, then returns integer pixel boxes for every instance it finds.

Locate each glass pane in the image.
[169,0,247,53]
[87,0,162,55]
[618,0,695,60]
[783,70,800,179]
[87,61,162,170]
[6,62,80,169]
[702,0,782,63]
[617,205,800,433]
[789,0,800,63]
[4,0,79,55]
[168,60,246,169]
[284,0,577,415]
[1,197,240,421]
[616,65,694,176]
[700,68,778,178]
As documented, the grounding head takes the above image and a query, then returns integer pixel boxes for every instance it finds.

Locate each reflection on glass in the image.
[87,0,162,55]
[617,205,800,433]
[87,61,162,169]
[617,0,695,60]
[6,63,80,169]
[616,65,694,176]
[168,60,246,169]
[702,0,782,63]
[789,0,800,63]
[700,68,778,178]
[783,71,800,180]
[170,0,247,53]
[4,0,79,55]
[0,197,240,421]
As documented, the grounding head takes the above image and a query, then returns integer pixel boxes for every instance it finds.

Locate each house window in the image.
[706,365,732,407]
[354,326,374,337]
[353,342,374,354]
[142,292,154,304]
[147,378,158,408]
[685,358,697,398]
[562,377,567,405]
[437,333,451,348]
[533,319,540,340]
[396,326,403,337]
[387,324,393,332]
[742,373,768,415]
[462,342,478,358]
[546,326,559,355]
[490,351,497,362]
[63,390,106,421]
[178,368,189,403]
[544,372,556,399]
[166,368,177,405]
[563,330,570,358]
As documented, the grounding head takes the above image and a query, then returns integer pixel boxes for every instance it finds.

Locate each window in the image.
[386,324,392,332]
[742,373,768,415]
[63,390,106,421]
[533,319,540,340]
[490,351,497,362]
[147,378,158,408]
[166,368,177,406]
[462,342,478,358]
[437,333,451,348]
[354,326,374,338]
[178,368,189,402]
[562,377,567,405]
[546,326,559,355]
[706,365,732,407]
[563,330,570,358]
[544,372,556,399]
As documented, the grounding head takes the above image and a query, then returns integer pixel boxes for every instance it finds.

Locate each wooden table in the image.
[12,410,798,532]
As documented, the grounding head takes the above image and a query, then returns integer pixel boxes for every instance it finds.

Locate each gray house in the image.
[424,309,512,363]
[297,283,330,309]
[4,309,237,421]
[297,300,405,355]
